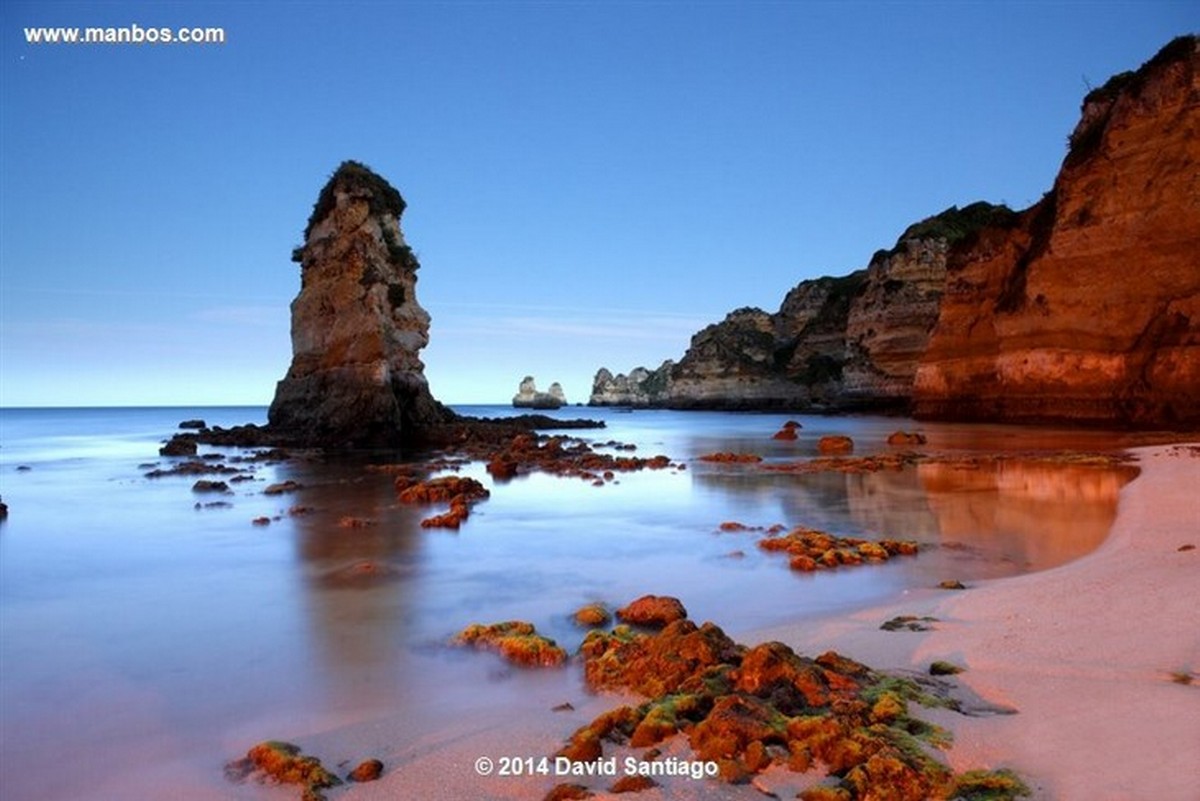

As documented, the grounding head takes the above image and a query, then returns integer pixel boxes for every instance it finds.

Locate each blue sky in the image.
[1,2,1193,407]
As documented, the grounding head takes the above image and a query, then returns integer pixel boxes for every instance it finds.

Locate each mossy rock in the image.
[454,621,567,667]
[952,768,1032,800]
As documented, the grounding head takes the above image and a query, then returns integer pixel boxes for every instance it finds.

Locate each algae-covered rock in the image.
[951,768,1031,800]
[615,595,688,627]
[454,621,567,667]
[572,602,612,627]
[224,740,340,800]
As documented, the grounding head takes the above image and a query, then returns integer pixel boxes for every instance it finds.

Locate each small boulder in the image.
[817,435,854,455]
[616,595,688,627]
[573,603,612,627]
[454,621,568,668]
[348,758,384,782]
[178,419,207,430]
[886,431,927,446]
[160,436,198,456]
[192,480,229,493]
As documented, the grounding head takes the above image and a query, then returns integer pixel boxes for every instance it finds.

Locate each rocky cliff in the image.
[590,362,674,407]
[268,161,453,446]
[913,35,1200,427]
[593,36,1198,426]
[590,203,1008,410]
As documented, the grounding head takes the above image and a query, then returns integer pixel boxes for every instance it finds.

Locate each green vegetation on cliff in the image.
[303,160,408,240]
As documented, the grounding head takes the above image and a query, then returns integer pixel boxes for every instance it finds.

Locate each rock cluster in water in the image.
[591,36,1199,428]
[513,376,567,409]
[268,161,454,446]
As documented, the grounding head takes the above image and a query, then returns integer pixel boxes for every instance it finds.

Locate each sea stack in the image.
[512,376,566,409]
[269,161,453,446]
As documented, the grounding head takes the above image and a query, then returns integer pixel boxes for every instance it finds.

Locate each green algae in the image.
[951,768,1031,800]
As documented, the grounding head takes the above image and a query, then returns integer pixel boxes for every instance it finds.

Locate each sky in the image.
[1,2,1194,407]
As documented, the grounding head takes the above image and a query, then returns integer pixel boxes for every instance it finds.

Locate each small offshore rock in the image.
[264,480,303,495]
[179,419,207,429]
[573,603,612,627]
[348,758,384,782]
[938,579,967,590]
[455,621,568,667]
[886,430,927,446]
[192,480,229,493]
[616,595,688,627]
[817,435,854,455]
[160,436,198,456]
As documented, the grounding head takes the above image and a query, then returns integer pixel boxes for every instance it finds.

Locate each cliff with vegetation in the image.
[269,161,454,446]
[913,35,1200,426]
[592,36,1199,427]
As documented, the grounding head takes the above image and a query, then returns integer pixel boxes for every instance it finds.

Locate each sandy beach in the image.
[764,443,1200,801]
[316,442,1200,801]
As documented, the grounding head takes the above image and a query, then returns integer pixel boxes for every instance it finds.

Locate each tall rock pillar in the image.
[269,161,452,446]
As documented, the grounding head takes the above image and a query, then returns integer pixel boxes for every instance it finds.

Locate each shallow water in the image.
[0,405,1145,799]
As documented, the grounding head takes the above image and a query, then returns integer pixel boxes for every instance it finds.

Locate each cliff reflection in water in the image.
[915,457,1139,573]
[698,455,1138,580]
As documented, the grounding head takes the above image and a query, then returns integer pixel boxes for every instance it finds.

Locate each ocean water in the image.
[0,405,1142,799]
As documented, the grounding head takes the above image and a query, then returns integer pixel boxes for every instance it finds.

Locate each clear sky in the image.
[1,2,1193,407]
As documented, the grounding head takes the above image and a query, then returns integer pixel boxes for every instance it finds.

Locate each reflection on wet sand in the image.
[281,464,428,715]
[916,457,1139,572]
[694,454,1139,579]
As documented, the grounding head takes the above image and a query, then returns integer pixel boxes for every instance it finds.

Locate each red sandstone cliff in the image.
[913,36,1200,427]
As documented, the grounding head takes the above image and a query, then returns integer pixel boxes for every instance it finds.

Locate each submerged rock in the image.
[268,161,455,446]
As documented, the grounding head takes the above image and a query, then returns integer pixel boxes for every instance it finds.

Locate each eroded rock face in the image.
[589,221,969,411]
[913,36,1200,427]
[512,376,566,409]
[269,161,453,446]
[589,361,674,407]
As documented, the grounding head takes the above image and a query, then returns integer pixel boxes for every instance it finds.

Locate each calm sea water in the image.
[0,405,1140,799]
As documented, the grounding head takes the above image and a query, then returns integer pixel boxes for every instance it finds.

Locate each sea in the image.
[0,405,1147,800]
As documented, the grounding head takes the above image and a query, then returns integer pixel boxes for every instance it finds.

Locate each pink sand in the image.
[264,444,1200,800]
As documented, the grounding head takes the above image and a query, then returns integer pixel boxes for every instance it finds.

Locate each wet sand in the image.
[759,443,1200,800]
[228,443,1199,800]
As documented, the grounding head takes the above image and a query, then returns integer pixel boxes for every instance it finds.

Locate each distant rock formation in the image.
[590,204,1006,410]
[268,161,454,446]
[592,35,1199,427]
[590,361,674,406]
[512,376,566,409]
[913,35,1200,426]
